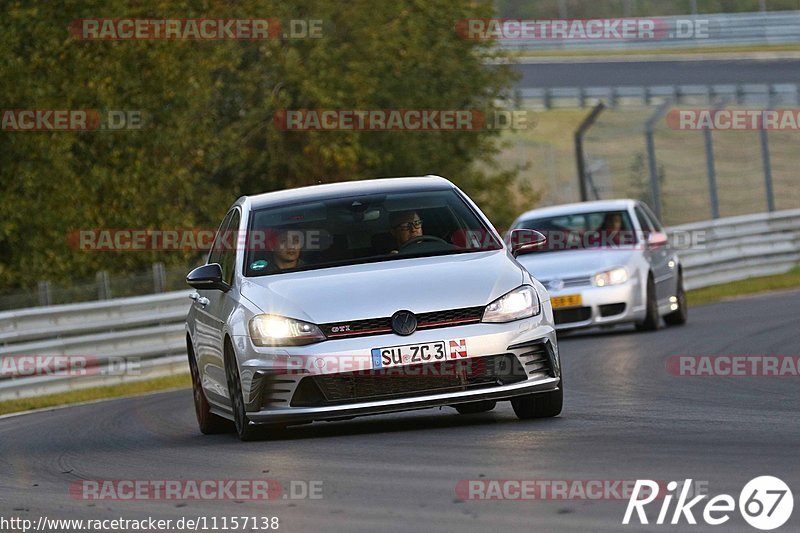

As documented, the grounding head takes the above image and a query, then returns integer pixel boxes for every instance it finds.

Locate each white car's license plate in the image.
[371,341,447,369]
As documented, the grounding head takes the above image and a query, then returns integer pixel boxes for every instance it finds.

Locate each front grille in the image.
[562,276,593,288]
[319,306,484,339]
[553,306,592,325]
[290,354,525,407]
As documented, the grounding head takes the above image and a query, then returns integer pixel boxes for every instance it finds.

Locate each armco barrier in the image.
[498,11,800,51]
[0,209,798,401]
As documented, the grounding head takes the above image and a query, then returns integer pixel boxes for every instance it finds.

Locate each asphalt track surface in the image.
[514,59,800,88]
[1,290,798,532]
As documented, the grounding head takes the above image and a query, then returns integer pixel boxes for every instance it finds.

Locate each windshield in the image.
[244,189,503,276]
[513,210,638,252]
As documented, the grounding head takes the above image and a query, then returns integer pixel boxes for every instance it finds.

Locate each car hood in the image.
[240,250,524,324]
[516,248,637,280]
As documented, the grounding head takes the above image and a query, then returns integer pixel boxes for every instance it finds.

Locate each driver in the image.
[389,210,424,249]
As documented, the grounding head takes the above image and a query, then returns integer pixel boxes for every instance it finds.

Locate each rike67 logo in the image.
[624,476,793,530]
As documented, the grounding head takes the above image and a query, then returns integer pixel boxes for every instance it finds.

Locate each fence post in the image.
[703,100,727,219]
[37,281,52,307]
[574,102,606,202]
[96,271,111,300]
[152,263,167,293]
[759,99,776,213]
[644,98,674,221]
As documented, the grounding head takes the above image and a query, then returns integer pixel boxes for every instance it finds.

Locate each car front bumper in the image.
[549,279,645,330]
[228,319,560,424]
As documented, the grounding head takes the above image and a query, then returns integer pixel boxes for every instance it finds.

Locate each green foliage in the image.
[0,0,523,289]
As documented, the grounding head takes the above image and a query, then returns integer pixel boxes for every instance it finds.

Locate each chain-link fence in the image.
[502,97,799,227]
[581,105,799,225]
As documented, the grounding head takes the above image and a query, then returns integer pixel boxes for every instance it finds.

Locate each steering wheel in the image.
[399,235,449,249]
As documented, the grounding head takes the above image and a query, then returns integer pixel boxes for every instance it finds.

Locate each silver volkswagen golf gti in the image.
[185,176,562,440]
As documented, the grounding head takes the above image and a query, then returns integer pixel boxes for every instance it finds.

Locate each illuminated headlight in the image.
[249,315,326,346]
[482,285,540,323]
[593,267,628,287]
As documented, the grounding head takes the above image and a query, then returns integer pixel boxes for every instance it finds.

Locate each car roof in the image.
[514,199,639,223]
[241,175,455,210]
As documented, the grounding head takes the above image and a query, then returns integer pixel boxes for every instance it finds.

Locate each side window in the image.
[208,210,234,266]
[218,210,240,286]
[634,206,654,235]
[640,203,665,233]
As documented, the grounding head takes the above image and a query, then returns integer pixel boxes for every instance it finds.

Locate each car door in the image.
[634,204,670,304]
[640,202,679,301]
[192,208,238,407]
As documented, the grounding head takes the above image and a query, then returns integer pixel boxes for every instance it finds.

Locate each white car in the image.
[510,199,687,332]
[185,176,563,440]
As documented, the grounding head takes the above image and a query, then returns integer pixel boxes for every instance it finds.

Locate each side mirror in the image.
[507,229,547,257]
[186,263,230,291]
[647,231,668,249]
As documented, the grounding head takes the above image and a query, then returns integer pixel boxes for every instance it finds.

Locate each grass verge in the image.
[687,266,800,306]
[2,268,798,417]
[0,373,190,416]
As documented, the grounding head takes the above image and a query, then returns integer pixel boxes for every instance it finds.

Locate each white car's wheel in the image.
[635,274,661,331]
[188,339,229,435]
[511,382,563,419]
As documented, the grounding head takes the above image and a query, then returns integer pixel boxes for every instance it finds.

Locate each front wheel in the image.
[188,340,229,435]
[663,272,688,326]
[511,383,563,419]
[224,343,268,441]
[635,275,661,332]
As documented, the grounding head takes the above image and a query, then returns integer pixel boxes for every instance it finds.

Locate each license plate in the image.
[551,294,582,309]
[371,341,447,369]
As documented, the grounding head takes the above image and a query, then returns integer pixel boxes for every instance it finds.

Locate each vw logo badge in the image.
[391,310,417,336]
[547,279,564,291]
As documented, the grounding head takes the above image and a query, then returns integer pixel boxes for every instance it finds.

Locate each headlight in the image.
[593,267,628,287]
[482,285,540,323]
[249,315,326,346]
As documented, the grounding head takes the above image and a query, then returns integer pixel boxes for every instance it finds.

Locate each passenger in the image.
[250,227,304,273]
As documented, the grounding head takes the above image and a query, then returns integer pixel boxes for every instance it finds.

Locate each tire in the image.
[187,339,229,435]
[454,400,496,415]
[635,274,661,332]
[663,272,688,326]
[224,341,267,441]
[511,382,563,419]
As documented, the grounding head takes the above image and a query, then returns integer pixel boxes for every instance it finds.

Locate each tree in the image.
[0,0,522,290]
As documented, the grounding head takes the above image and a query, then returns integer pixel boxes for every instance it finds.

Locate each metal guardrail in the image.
[669,208,800,290]
[518,83,800,109]
[0,208,798,401]
[499,11,800,51]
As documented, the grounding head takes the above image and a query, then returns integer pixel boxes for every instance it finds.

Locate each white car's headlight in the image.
[249,314,326,346]
[482,285,540,323]
[593,267,628,287]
